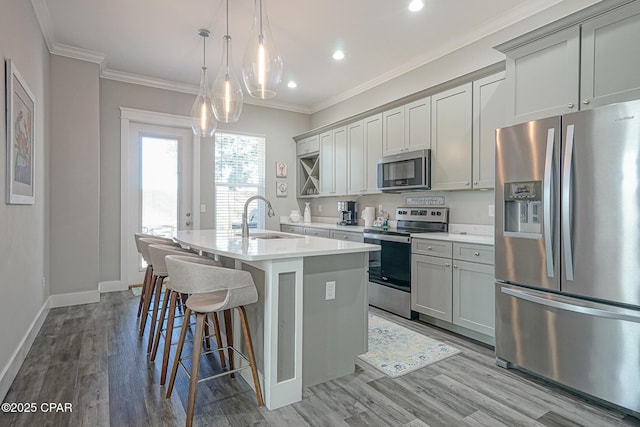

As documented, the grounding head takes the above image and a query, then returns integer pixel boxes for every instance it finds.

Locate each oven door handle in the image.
[364,233,411,243]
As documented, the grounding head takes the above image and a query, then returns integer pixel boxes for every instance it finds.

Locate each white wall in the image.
[99,79,310,283]
[49,56,100,299]
[0,0,50,400]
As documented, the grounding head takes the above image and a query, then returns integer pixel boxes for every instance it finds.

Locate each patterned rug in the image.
[358,313,461,378]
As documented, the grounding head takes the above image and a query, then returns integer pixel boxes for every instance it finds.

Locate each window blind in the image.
[214,132,266,230]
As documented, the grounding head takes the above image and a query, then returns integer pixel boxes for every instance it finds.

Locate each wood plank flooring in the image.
[1,290,639,426]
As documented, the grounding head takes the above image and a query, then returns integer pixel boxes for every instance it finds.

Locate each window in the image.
[215,132,266,230]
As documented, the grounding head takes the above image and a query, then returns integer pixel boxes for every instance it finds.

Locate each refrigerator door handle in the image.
[543,128,555,278]
[500,286,640,323]
[562,124,575,281]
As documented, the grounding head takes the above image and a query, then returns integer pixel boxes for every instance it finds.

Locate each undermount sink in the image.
[237,232,302,240]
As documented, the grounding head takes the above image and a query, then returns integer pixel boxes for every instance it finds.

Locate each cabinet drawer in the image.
[281,224,304,235]
[330,230,364,242]
[304,228,331,238]
[412,239,452,257]
[453,243,494,265]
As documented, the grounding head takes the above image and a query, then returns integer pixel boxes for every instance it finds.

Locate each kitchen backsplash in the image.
[299,190,495,226]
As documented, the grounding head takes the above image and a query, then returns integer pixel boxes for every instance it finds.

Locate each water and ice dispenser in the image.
[504,181,542,238]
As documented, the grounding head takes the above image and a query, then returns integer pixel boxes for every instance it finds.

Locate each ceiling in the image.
[32,0,566,114]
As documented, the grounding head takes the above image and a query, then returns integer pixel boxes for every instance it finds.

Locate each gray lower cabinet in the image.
[330,230,364,243]
[304,228,331,238]
[412,238,495,338]
[281,224,304,235]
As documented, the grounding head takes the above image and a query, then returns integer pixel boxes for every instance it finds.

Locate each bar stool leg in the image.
[147,276,165,353]
[160,291,179,385]
[151,287,172,361]
[137,265,152,317]
[186,312,206,427]
[166,307,191,398]
[139,274,157,337]
[210,312,227,370]
[223,309,235,378]
[237,306,264,407]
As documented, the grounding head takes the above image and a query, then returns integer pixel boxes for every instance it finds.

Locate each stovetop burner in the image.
[363,206,449,235]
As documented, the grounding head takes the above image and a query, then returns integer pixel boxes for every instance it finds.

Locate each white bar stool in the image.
[165,255,263,427]
[148,244,224,384]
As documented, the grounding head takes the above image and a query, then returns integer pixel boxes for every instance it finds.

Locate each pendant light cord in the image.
[225,0,230,68]
[202,33,206,69]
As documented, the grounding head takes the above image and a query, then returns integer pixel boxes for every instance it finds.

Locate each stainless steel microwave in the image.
[377,149,431,192]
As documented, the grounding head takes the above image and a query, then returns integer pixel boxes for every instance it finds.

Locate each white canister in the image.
[289,210,301,223]
[303,202,311,223]
[362,206,375,227]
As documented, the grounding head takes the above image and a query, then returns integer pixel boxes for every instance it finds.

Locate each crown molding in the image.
[31,0,56,52]
[309,0,563,113]
[101,68,199,95]
[51,44,107,68]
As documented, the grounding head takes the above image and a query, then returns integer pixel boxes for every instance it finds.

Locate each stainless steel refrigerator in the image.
[495,99,640,415]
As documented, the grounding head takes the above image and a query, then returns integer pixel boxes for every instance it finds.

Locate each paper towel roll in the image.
[362,207,375,227]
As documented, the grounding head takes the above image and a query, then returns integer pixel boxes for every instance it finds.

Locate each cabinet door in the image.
[405,97,431,151]
[319,130,334,195]
[296,138,308,156]
[505,26,580,124]
[333,126,348,196]
[452,260,495,337]
[472,73,507,189]
[382,106,405,155]
[581,2,640,109]
[304,228,331,238]
[411,254,452,321]
[364,113,382,194]
[431,83,473,191]
[347,121,365,195]
[307,134,320,154]
[281,224,304,235]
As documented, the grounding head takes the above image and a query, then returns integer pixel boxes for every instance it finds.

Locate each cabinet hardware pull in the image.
[445,263,451,267]
[568,103,574,108]
[474,251,480,256]
[453,264,458,269]
[427,246,433,250]
[582,99,590,105]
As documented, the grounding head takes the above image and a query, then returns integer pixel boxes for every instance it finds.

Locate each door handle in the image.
[186,212,191,217]
[186,221,192,227]
[543,128,555,278]
[562,125,575,281]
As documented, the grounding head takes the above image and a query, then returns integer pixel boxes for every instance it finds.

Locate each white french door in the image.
[124,121,195,285]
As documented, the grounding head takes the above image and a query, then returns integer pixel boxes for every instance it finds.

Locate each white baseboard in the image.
[0,299,50,402]
[49,290,100,308]
[99,280,127,293]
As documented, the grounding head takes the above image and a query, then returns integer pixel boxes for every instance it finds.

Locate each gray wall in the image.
[49,56,100,295]
[0,0,50,395]
[99,79,310,282]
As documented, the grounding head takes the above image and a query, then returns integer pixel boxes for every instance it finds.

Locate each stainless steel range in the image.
[364,207,448,319]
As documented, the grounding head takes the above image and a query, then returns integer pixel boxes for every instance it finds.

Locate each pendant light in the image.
[212,0,243,123]
[242,0,283,99]
[190,29,217,137]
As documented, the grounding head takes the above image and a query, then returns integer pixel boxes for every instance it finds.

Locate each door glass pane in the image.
[141,136,178,239]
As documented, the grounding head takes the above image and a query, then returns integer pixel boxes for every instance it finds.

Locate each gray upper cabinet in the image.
[320,128,348,196]
[580,2,640,109]
[382,97,430,156]
[472,73,507,189]
[431,83,473,190]
[499,1,640,123]
[348,114,382,195]
[503,26,580,124]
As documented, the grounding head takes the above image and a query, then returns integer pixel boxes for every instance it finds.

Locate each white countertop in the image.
[175,229,379,261]
[411,232,494,245]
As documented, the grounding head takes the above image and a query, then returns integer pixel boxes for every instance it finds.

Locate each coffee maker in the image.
[337,201,358,225]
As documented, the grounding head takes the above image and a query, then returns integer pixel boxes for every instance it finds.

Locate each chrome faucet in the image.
[242,195,275,237]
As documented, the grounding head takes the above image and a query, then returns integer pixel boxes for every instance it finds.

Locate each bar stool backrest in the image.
[134,233,178,254]
[166,255,258,310]
[139,237,176,265]
[148,244,216,277]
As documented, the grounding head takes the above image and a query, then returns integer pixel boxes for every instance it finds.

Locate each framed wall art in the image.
[276,161,287,178]
[276,181,288,197]
[6,59,35,204]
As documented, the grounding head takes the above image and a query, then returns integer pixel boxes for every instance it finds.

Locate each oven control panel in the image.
[396,207,448,223]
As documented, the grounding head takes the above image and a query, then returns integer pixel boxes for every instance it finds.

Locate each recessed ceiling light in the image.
[408,0,424,12]
[287,81,297,89]
[333,50,345,61]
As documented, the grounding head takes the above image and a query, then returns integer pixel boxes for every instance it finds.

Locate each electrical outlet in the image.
[325,281,336,300]
[488,204,495,217]
[200,204,206,213]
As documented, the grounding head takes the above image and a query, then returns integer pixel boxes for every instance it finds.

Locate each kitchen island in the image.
[174,229,379,410]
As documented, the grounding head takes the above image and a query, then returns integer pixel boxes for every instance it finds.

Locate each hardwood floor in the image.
[2,290,639,426]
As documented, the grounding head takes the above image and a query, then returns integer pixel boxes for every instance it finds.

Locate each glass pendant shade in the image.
[191,66,216,136]
[242,0,283,99]
[212,36,244,123]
